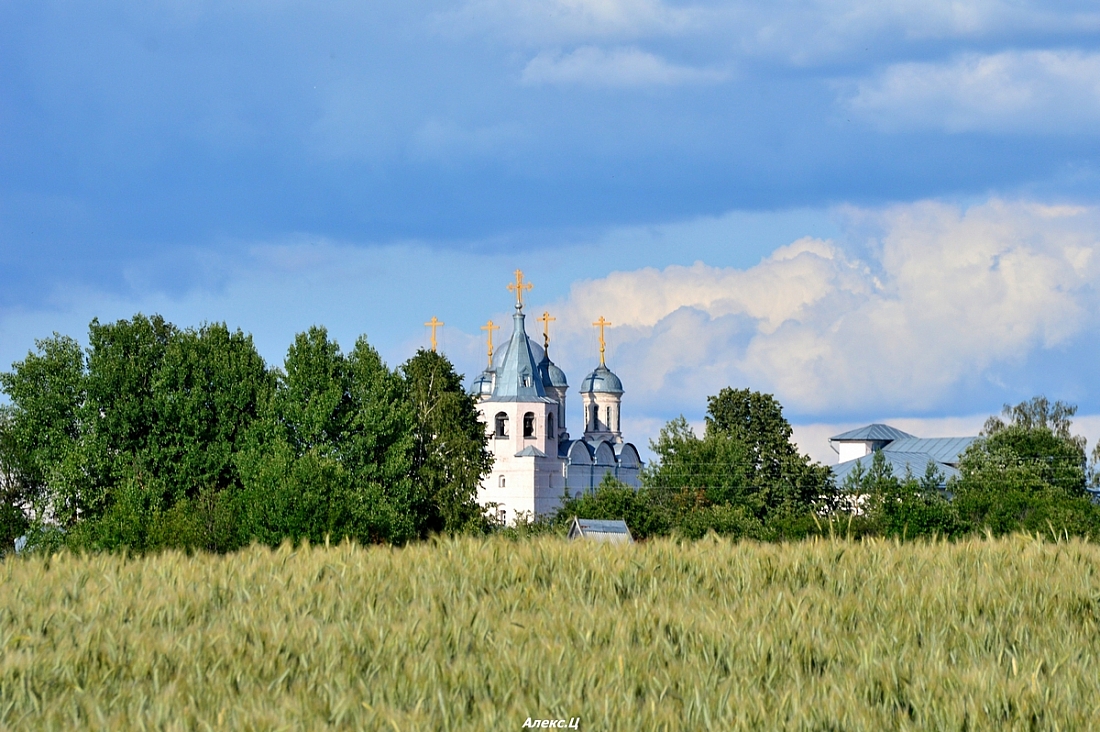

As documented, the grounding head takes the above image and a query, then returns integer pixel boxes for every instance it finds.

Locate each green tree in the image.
[0,334,87,526]
[235,328,419,546]
[705,388,833,511]
[401,349,492,536]
[0,407,33,552]
[953,396,1100,536]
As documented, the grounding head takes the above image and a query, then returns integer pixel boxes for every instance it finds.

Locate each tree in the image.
[953,396,1100,536]
[400,349,492,535]
[0,333,87,526]
[705,388,833,510]
[235,328,419,546]
[0,408,33,553]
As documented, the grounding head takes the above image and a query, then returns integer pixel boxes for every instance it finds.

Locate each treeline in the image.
[547,393,1100,541]
[0,315,490,553]
[3,315,1100,554]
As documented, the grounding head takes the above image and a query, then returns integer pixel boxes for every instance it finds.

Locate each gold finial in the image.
[480,319,500,367]
[536,311,555,350]
[506,269,533,310]
[592,316,611,366]
[424,316,444,352]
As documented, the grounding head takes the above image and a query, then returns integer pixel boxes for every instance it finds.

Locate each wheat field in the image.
[2,535,1098,731]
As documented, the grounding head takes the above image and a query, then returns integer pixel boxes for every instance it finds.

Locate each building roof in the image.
[580,364,623,394]
[830,424,914,442]
[486,311,554,402]
[883,436,976,465]
[567,517,634,543]
[514,445,547,458]
[832,451,961,487]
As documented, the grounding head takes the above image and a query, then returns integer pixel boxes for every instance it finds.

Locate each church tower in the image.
[580,316,624,444]
[475,271,564,521]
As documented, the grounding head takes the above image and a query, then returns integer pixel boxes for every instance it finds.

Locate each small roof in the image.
[514,445,547,458]
[830,424,914,442]
[567,517,633,543]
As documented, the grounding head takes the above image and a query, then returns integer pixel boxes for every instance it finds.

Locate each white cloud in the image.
[443,0,1100,64]
[521,46,727,87]
[544,199,1100,415]
[846,50,1100,133]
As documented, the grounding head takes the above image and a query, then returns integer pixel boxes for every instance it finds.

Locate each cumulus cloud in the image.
[846,51,1100,133]
[546,200,1100,415]
[521,46,727,87]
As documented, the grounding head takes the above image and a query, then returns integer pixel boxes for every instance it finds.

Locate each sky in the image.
[3,0,1100,464]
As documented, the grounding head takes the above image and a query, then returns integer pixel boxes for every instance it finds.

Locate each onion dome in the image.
[580,364,623,394]
[470,369,494,398]
[538,352,568,389]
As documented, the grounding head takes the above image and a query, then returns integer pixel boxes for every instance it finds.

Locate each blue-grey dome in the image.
[538,353,568,388]
[580,364,623,394]
[470,369,494,397]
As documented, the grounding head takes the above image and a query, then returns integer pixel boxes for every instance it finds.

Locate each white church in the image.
[468,271,642,522]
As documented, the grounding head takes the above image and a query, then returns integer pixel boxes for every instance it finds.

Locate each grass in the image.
[2,535,1099,730]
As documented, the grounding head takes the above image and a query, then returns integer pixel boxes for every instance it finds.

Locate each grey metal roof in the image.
[567,517,634,543]
[830,424,914,442]
[486,311,550,402]
[883,437,976,465]
[579,364,623,394]
[514,445,547,458]
[469,368,494,397]
[833,451,960,488]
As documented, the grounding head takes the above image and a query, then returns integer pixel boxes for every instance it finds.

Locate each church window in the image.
[606,406,612,430]
[499,475,506,488]
[547,412,555,439]
[589,404,598,429]
[523,412,535,438]
[495,412,509,438]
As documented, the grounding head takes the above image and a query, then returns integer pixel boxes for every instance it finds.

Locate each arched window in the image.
[498,475,506,488]
[615,407,620,432]
[606,406,612,430]
[495,412,509,438]
[523,412,535,438]
[547,412,555,440]
[589,404,598,430]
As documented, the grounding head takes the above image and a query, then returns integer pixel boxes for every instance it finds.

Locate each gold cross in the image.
[480,319,500,366]
[424,316,444,352]
[536,311,555,350]
[506,269,533,310]
[592,316,611,366]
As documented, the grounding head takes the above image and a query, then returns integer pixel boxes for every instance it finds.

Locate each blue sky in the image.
[4,0,1100,462]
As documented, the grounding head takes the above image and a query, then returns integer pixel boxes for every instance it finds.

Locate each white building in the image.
[470,275,642,523]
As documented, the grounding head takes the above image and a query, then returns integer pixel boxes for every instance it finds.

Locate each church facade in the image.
[470,272,642,523]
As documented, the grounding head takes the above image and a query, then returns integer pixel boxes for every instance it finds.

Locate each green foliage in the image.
[558,474,671,539]
[705,387,833,510]
[845,454,964,540]
[5,537,1100,730]
[952,395,1099,537]
[401,349,492,536]
[623,389,833,539]
[0,316,493,553]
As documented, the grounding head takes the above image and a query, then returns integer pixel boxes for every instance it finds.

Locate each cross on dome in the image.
[537,311,555,350]
[480,319,500,367]
[592,316,611,366]
[507,269,533,311]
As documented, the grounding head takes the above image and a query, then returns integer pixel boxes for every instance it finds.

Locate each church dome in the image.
[470,369,494,397]
[538,353,568,388]
[580,364,623,394]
